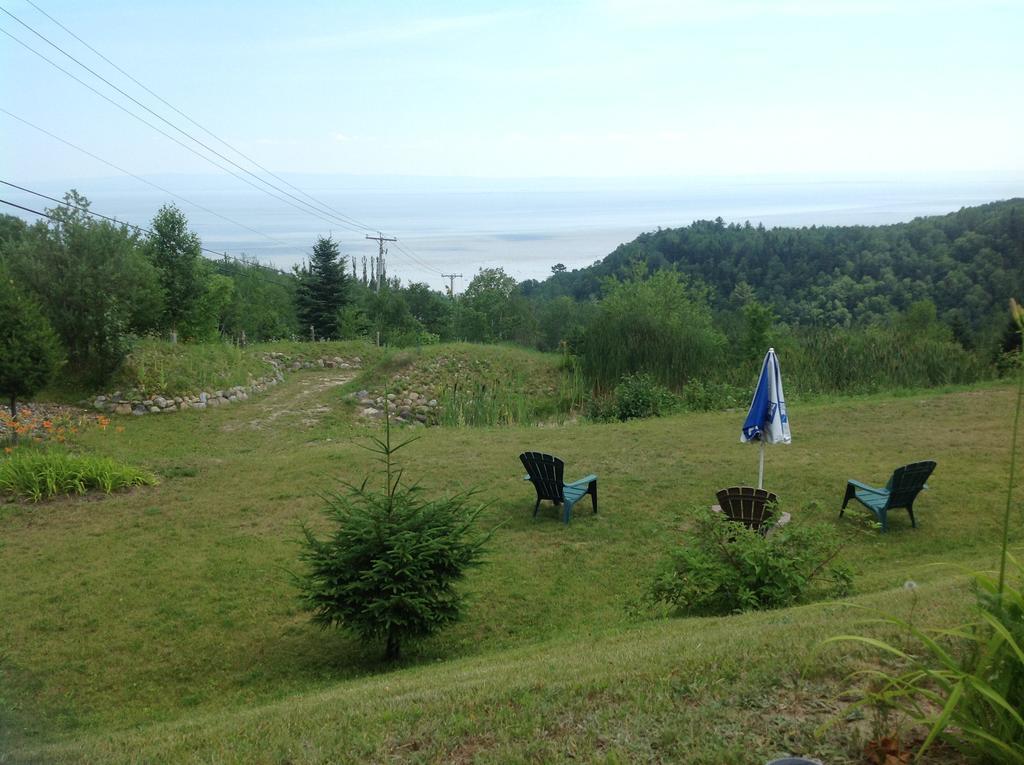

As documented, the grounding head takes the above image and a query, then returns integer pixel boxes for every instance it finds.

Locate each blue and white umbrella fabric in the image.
[740,347,791,488]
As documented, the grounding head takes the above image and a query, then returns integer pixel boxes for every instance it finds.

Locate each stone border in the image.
[92,353,362,416]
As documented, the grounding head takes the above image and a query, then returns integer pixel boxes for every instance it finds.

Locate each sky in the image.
[1,0,1022,181]
[0,0,1022,290]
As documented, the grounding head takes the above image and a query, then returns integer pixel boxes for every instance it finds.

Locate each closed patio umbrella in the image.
[740,347,791,488]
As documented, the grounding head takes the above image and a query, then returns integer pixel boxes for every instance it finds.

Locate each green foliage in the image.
[457,267,534,343]
[144,204,204,336]
[586,372,678,422]
[5,191,163,383]
[648,508,852,616]
[295,236,350,340]
[0,447,157,501]
[530,200,1024,348]
[778,323,988,395]
[825,559,1024,763]
[214,257,298,342]
[112,338,272,396]
[0,275,63,416]
[298,421,491,660]
[581,270,725,393]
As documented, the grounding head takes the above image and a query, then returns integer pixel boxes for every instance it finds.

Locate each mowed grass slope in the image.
[1,354,1020,763]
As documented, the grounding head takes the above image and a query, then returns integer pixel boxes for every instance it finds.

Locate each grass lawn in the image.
[1,354,1020,763]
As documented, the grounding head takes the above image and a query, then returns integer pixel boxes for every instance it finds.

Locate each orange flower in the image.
[42,420,52,430]
[115,426,125,433]
[3,447,12,454]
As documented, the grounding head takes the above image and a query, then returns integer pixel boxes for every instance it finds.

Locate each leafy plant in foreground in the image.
[647,507,852,616]
[297,417,492,660]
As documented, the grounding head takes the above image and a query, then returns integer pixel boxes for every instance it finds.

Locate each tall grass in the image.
[778,326,990,395]
[580,272,725,393]
[113,338,272,395]
[437,378,538,427]
[0,448,157,501]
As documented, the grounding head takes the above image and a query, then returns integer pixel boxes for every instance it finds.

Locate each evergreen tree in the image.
[0,274,63,419]
[296,236,350,339]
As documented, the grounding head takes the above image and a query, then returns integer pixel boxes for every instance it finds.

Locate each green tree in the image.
[458,267,533,343]
[144,204,204,339]
[7,191,162,382]
[0,274,63,420]
[581,270,724,392]
[296,236,350,339]
[298,421,491,660]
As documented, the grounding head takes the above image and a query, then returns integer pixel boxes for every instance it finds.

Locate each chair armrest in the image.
[847,478,882,493]
[566,474,597,488]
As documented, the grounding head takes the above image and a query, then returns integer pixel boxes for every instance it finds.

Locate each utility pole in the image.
[441,273,463,298]
[366,232,397,293]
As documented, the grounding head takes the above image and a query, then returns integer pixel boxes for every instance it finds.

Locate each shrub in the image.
[0,275,63,419]
[0,448,157,501]
[612,372,677,420]
[297,421,492,660]
[648,507,852,616]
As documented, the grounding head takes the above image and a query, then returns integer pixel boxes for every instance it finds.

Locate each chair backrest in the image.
[716,486,779,531]
[520,452,565,502]
[885,460,936,508]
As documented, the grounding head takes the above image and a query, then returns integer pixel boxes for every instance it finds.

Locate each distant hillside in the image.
[522,198,1024,340]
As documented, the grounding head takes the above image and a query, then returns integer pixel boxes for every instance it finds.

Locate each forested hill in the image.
[522,198,1024,338]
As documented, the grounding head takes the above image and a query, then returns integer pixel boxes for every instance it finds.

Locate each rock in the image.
[428,399,438,407]
[149,406,161,414]
[114,403,132,416]
[207,397,220,408]
[362,407,380,417]
[132,405,147,416]
[386,393,396,401]
[356,389,369,400]
[199,392,208,403]
[143,400,154,408]
[174,397,183,405]
[193,402,207,410]
[399,407,411,417]
[415,413,428,423]
[229,395,238,402]
[153,396,167,409]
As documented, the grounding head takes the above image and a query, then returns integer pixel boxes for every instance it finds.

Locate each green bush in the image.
[679,379,748,412]
[613,372,677,420]
[586,373,678,421]
[648,508,852,616]
[297,424,492,660]
[0,448,157,501]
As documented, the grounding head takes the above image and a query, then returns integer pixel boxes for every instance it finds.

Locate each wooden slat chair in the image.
[713,487,788,534]
[840,460,936,532]
[519,452,597,524]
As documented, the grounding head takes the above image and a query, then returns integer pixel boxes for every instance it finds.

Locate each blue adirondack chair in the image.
[520,452,597,524]
[840,460,936,532]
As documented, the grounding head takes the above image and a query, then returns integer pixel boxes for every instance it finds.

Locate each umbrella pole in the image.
[758,439,765,489]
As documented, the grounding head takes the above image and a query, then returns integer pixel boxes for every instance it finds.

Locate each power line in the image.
[0,21,369,237]
[22,0,380,237]
[0,186,291,281]
[0,6,374,236]
[2,8,451,288]
[0,109,293,249]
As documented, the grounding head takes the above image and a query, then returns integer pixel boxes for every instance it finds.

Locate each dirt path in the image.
[222,369,358,431]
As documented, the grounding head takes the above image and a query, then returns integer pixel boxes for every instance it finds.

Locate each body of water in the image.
[6,175,1022,292]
